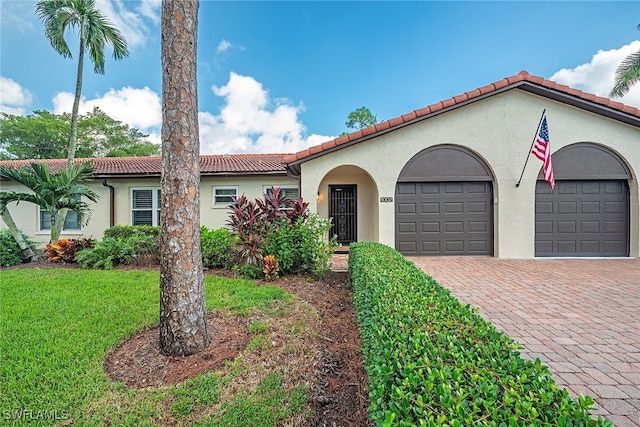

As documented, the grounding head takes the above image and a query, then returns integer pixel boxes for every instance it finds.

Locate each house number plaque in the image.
[380,197,393,203]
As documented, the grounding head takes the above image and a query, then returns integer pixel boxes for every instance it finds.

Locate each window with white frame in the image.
[131,188,161,226]
[263,186,299,201]
[39,196,81,231]
[213,186,238,206]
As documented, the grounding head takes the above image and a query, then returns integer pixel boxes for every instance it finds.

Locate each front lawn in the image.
[0,269,316,425]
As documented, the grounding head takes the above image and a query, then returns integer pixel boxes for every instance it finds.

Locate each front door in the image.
[329,185,357,245]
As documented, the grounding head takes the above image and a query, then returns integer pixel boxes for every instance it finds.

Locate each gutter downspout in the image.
[102,179,115,228]
[285,164,302,197]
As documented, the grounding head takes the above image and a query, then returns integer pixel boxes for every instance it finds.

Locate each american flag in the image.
[531,115,555,189]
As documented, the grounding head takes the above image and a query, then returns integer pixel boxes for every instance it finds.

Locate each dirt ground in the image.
[11,259,372,426]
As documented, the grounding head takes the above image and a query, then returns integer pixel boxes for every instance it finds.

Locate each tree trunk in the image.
[1,209,36,260]
[159,0,209,357]
[68,36,85,167]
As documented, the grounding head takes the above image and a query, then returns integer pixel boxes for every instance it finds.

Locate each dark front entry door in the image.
[329,185,357,245]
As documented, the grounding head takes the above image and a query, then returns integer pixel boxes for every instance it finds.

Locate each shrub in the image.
[228,188,334,278]
[75,234,158,269]
[349,242,610,426]
[264,215,336,278]
[0,229,35,267]
[104,225,160,239]
[46,238,95,263]
[262,255,279,281]
[200,226,236,269]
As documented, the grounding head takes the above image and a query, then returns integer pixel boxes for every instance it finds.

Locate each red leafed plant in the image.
[262,255,279,281]
[46,238,94,263]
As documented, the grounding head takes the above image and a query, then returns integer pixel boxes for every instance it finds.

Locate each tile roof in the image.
[0,153,290,177]
[284,70,640,165]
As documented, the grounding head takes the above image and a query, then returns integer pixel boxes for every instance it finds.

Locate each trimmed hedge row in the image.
[349,243,610,427]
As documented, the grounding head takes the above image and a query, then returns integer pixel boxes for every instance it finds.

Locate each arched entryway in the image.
[318,165,379,245]
[535,142,631,257]
[395,145,495,256]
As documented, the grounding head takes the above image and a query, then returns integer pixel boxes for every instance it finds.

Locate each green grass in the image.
[0,269,307,426]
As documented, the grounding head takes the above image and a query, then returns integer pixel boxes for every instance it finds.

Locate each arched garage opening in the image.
[395,145,494,256]
[535,142,632,257]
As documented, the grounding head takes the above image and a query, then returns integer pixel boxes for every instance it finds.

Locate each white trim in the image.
[38,197,82,232]
[130,187,161,226]
[212,185,238,207]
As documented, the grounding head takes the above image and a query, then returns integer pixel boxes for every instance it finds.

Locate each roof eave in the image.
[287,81,640,171]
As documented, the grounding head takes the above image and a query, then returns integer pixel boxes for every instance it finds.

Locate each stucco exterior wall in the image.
[299,89,640,258]
[1,174,297,247]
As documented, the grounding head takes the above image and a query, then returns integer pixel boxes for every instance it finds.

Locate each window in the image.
[131,188,161,226]
[39,195,81,231]
[213,186,238,206]
[264,186,299,201]
[40,207,81,231]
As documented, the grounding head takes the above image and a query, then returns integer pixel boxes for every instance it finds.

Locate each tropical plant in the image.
[0,162,98,242]
[45,237,94,263]
[262,255,279,281]
[36,0,129,166]
[610,24,640,98]
[159,0,209,356]
[0,229,36,267]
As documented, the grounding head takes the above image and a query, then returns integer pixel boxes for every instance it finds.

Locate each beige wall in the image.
[1,175,297,247]
[300,90,640,258]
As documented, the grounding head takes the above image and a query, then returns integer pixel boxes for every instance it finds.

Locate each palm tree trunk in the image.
[50,209,61,243]
[57,36,85,241]
[1,209,36,260]
[159,0,209,357]
[68,36,85,167]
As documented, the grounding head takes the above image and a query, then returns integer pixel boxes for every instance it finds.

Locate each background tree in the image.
[0,162,98,243]
[345,106,379,131]
[36,0,129,167]
[159,0,210,356]
[0,108,159,160]
[610,24,640,98]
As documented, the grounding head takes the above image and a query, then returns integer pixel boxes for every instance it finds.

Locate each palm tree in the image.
[0,162,98,243]
[35,0,129,166]
[159,0,210,356]
[610,25,640,98]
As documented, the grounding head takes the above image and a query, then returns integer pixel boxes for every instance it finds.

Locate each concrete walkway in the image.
[412,257,640,426]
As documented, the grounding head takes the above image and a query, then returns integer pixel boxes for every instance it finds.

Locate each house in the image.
[2,71,639,258]
[0,154,298,245]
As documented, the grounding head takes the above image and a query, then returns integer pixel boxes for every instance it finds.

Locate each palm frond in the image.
[610,48,640,98]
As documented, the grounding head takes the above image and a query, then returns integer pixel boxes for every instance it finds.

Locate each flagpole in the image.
[516,108,546,188]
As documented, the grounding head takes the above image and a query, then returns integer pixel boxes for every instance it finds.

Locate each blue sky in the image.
[1,1,639,155]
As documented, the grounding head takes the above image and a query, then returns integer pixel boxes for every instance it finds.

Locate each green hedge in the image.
[349,243,610,427]
[103,225,160,239]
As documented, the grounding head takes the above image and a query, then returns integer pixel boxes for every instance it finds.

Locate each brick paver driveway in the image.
[412,257,640,426]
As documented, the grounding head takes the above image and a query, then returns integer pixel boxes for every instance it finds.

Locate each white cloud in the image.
[47,72,332,154]
[217,39,232,53]
[95,0,159,49]
[0,76,33,115]
[136,0,161,26]
[550,40,640,108]
[199,72,333,154]
[51,85,161,132]
[0,2,37,33]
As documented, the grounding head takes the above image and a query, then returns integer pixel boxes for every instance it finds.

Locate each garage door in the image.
[535,180,629,256]
[396,181,493,255]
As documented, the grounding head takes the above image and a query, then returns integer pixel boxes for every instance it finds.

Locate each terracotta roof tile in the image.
[402,111,418,122]
[286,70,640,165]
[348,130,364,141]
[0,153,290,177]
